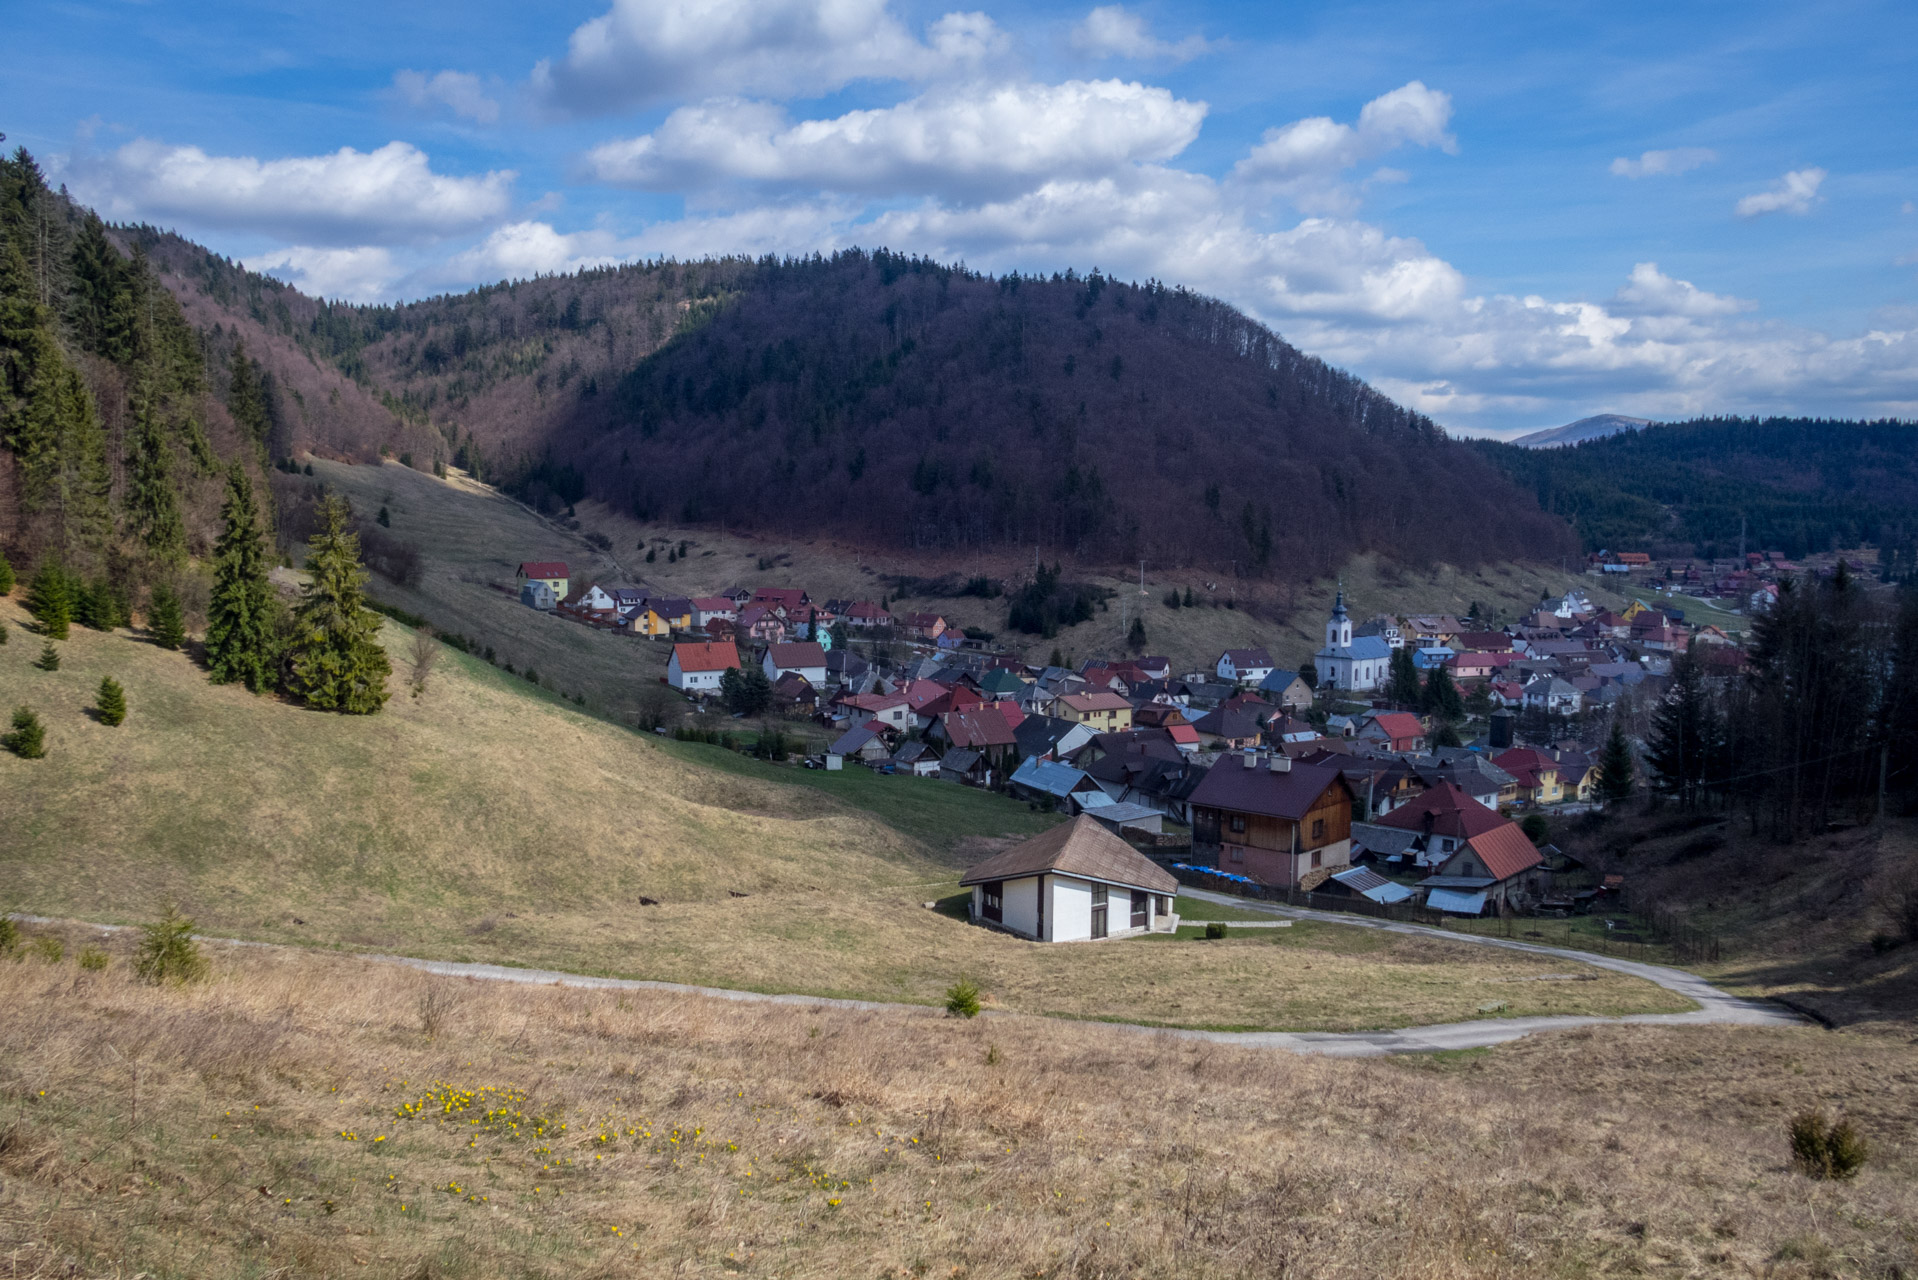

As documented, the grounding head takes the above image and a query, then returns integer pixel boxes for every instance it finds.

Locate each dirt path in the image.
[17,904,1805,1057]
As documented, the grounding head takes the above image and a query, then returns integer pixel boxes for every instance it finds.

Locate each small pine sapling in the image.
[97,676,127,726]
[148,584,186,650]
[5,706,47,758]
[0,552,13,595]
[945,978,982,1019]
[134,904,208,985]
[35,640,60,671]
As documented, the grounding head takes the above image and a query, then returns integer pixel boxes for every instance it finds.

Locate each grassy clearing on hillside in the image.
[0,941,1911,1280]
[656,738,1059,855]
[0,597,1692,1031]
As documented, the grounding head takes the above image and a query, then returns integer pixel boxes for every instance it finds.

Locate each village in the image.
[510,545,1862,943]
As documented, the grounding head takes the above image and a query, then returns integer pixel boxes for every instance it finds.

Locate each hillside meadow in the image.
[0,594,1690,1032]
[0,937,1912,1280]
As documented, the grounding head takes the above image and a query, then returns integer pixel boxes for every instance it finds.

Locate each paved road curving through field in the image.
[16,898,1807,1058]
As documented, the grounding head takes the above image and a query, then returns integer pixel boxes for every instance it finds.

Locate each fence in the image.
[1168,865,1447,927]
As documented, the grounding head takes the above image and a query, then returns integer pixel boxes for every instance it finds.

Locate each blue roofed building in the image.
[1314,590,1391,692]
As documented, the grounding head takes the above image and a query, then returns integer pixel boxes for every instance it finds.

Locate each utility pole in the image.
[1880,744,1889,823]
[1140,559,1147,597]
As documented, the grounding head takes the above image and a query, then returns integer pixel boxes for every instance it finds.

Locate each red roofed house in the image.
[762,642,828,685]
[897,612,950,641]
[937,706,1021,764]
[1356,711,1425,753]
[667,640,740,692]
[1372,781,1507,865]
[834,692,913,732]
[736,604,787,645]
[1452,631,1513,653]
[1493,748,1564,805]
[751,587,810,617]
[842,601,893,629]
[692,597,738,628]
[1188,754,1354,887]
[517,561,569,602]
[1425,819,1545,914]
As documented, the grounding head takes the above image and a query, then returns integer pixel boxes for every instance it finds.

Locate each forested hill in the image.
[157,249,1569,574]
[11,157,1576,577]
[1476,418,1918,562]
[0,149,262,580]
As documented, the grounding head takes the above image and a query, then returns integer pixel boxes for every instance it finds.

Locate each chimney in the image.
[1242,750,1258,770]
[1269,754,1291,773]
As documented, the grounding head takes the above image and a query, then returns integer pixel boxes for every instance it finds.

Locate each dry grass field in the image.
[0,594,1690,1032]
[0,936,1912,1280]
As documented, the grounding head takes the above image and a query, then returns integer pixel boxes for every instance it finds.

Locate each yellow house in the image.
[624,607,672,637]
[517,561,569,602]
[1494,749,1563,805]
[1057,691,1133,732]
[1619,599,1650,622]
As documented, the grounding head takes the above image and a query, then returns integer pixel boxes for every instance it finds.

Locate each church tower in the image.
[1326,589,1352,649]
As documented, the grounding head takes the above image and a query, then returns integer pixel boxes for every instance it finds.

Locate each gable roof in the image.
[1219,647,1274,668]
[518,561,568,579]
[1059,691,1132,714]
[1461,823,1544,881]
[1373,781,1507,839]
[960,815,1177,892]
[1361,711,1424,741]
[671,641,740,673]
[766,641,827,668]
[943,707,1019,749]
[1010,758,1094,799]
[1188,759,1348,821]
[1191,708,1262,741]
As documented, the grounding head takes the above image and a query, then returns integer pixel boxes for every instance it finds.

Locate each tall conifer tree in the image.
[285,493,390,713]
[126,391,186,567]
[204,463,276,691]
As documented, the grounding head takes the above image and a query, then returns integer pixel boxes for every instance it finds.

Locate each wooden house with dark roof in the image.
[1188,754,1354,888]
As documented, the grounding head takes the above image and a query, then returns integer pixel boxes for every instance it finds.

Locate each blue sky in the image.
[6,0,1915,435]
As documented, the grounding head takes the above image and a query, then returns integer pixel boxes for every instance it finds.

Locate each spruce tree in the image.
[226,341,270,441]
[96,676,126,726]
[1126,615,1147,653]
[26,560,72,638]
[285,493,391,713]
[0,551,13,596]
[1299,659,1318,691]
[4,706,47,758]
[1388,647,1422,707]
[148,583,186,650]
[35,640,60,671]
[0,619,8,645]
[1597,720,1635,804]
[204,464,277,690]
[1646,645,1715,810]
[1421,664,1464,722]
[125,393,187,568]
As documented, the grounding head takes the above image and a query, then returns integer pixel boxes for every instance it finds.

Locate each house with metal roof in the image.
[1319,865,1416,906]
[960,816,1180,941]
[1315,591,1392,691]
[1009,758,1103,810]
[1188,753,1354,888]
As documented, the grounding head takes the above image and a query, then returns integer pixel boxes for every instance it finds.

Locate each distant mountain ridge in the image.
[1509,414,1658,449]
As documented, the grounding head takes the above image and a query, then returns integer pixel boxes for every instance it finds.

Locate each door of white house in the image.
[1130,889,1147,929]
[1091,884,1108,939]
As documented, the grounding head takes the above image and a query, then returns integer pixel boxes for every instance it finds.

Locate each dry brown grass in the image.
[0,936,1912,1279]
[0,594,1689,1032]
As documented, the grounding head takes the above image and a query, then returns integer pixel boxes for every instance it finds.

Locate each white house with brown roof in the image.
[762,641,828,685]
[667,640,740,692]
[1215,647,1275,684]
[960,816,1181,942]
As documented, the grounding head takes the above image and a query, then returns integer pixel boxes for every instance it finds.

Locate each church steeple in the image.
[1326,586,1352,649]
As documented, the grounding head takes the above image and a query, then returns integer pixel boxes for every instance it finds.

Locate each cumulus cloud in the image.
[1609,147,1716,178]
[1736,167,1826,218]
[582,80,1206,201]
[62,140,515,245]
[435,221,631,282]
[1230,81,1455,214]
[393,70,501,124]
[1071,6,1214,61]
[247,246,400,303]
[1611,262,1753,318]
[532,0,1004,115]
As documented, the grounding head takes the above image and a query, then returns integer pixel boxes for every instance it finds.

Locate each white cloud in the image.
[1230,81,1454,214]
[436,221,630,282]
[582,80,1206,201]
[62,140,515,245]
[1735,167,1826,218]
[393,70,501,124]
[247,246,400,303]
[1610,147,1716,178]
[1071,6,1214,61]
[532,0,1004,115]
[1611,262,1753,318]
